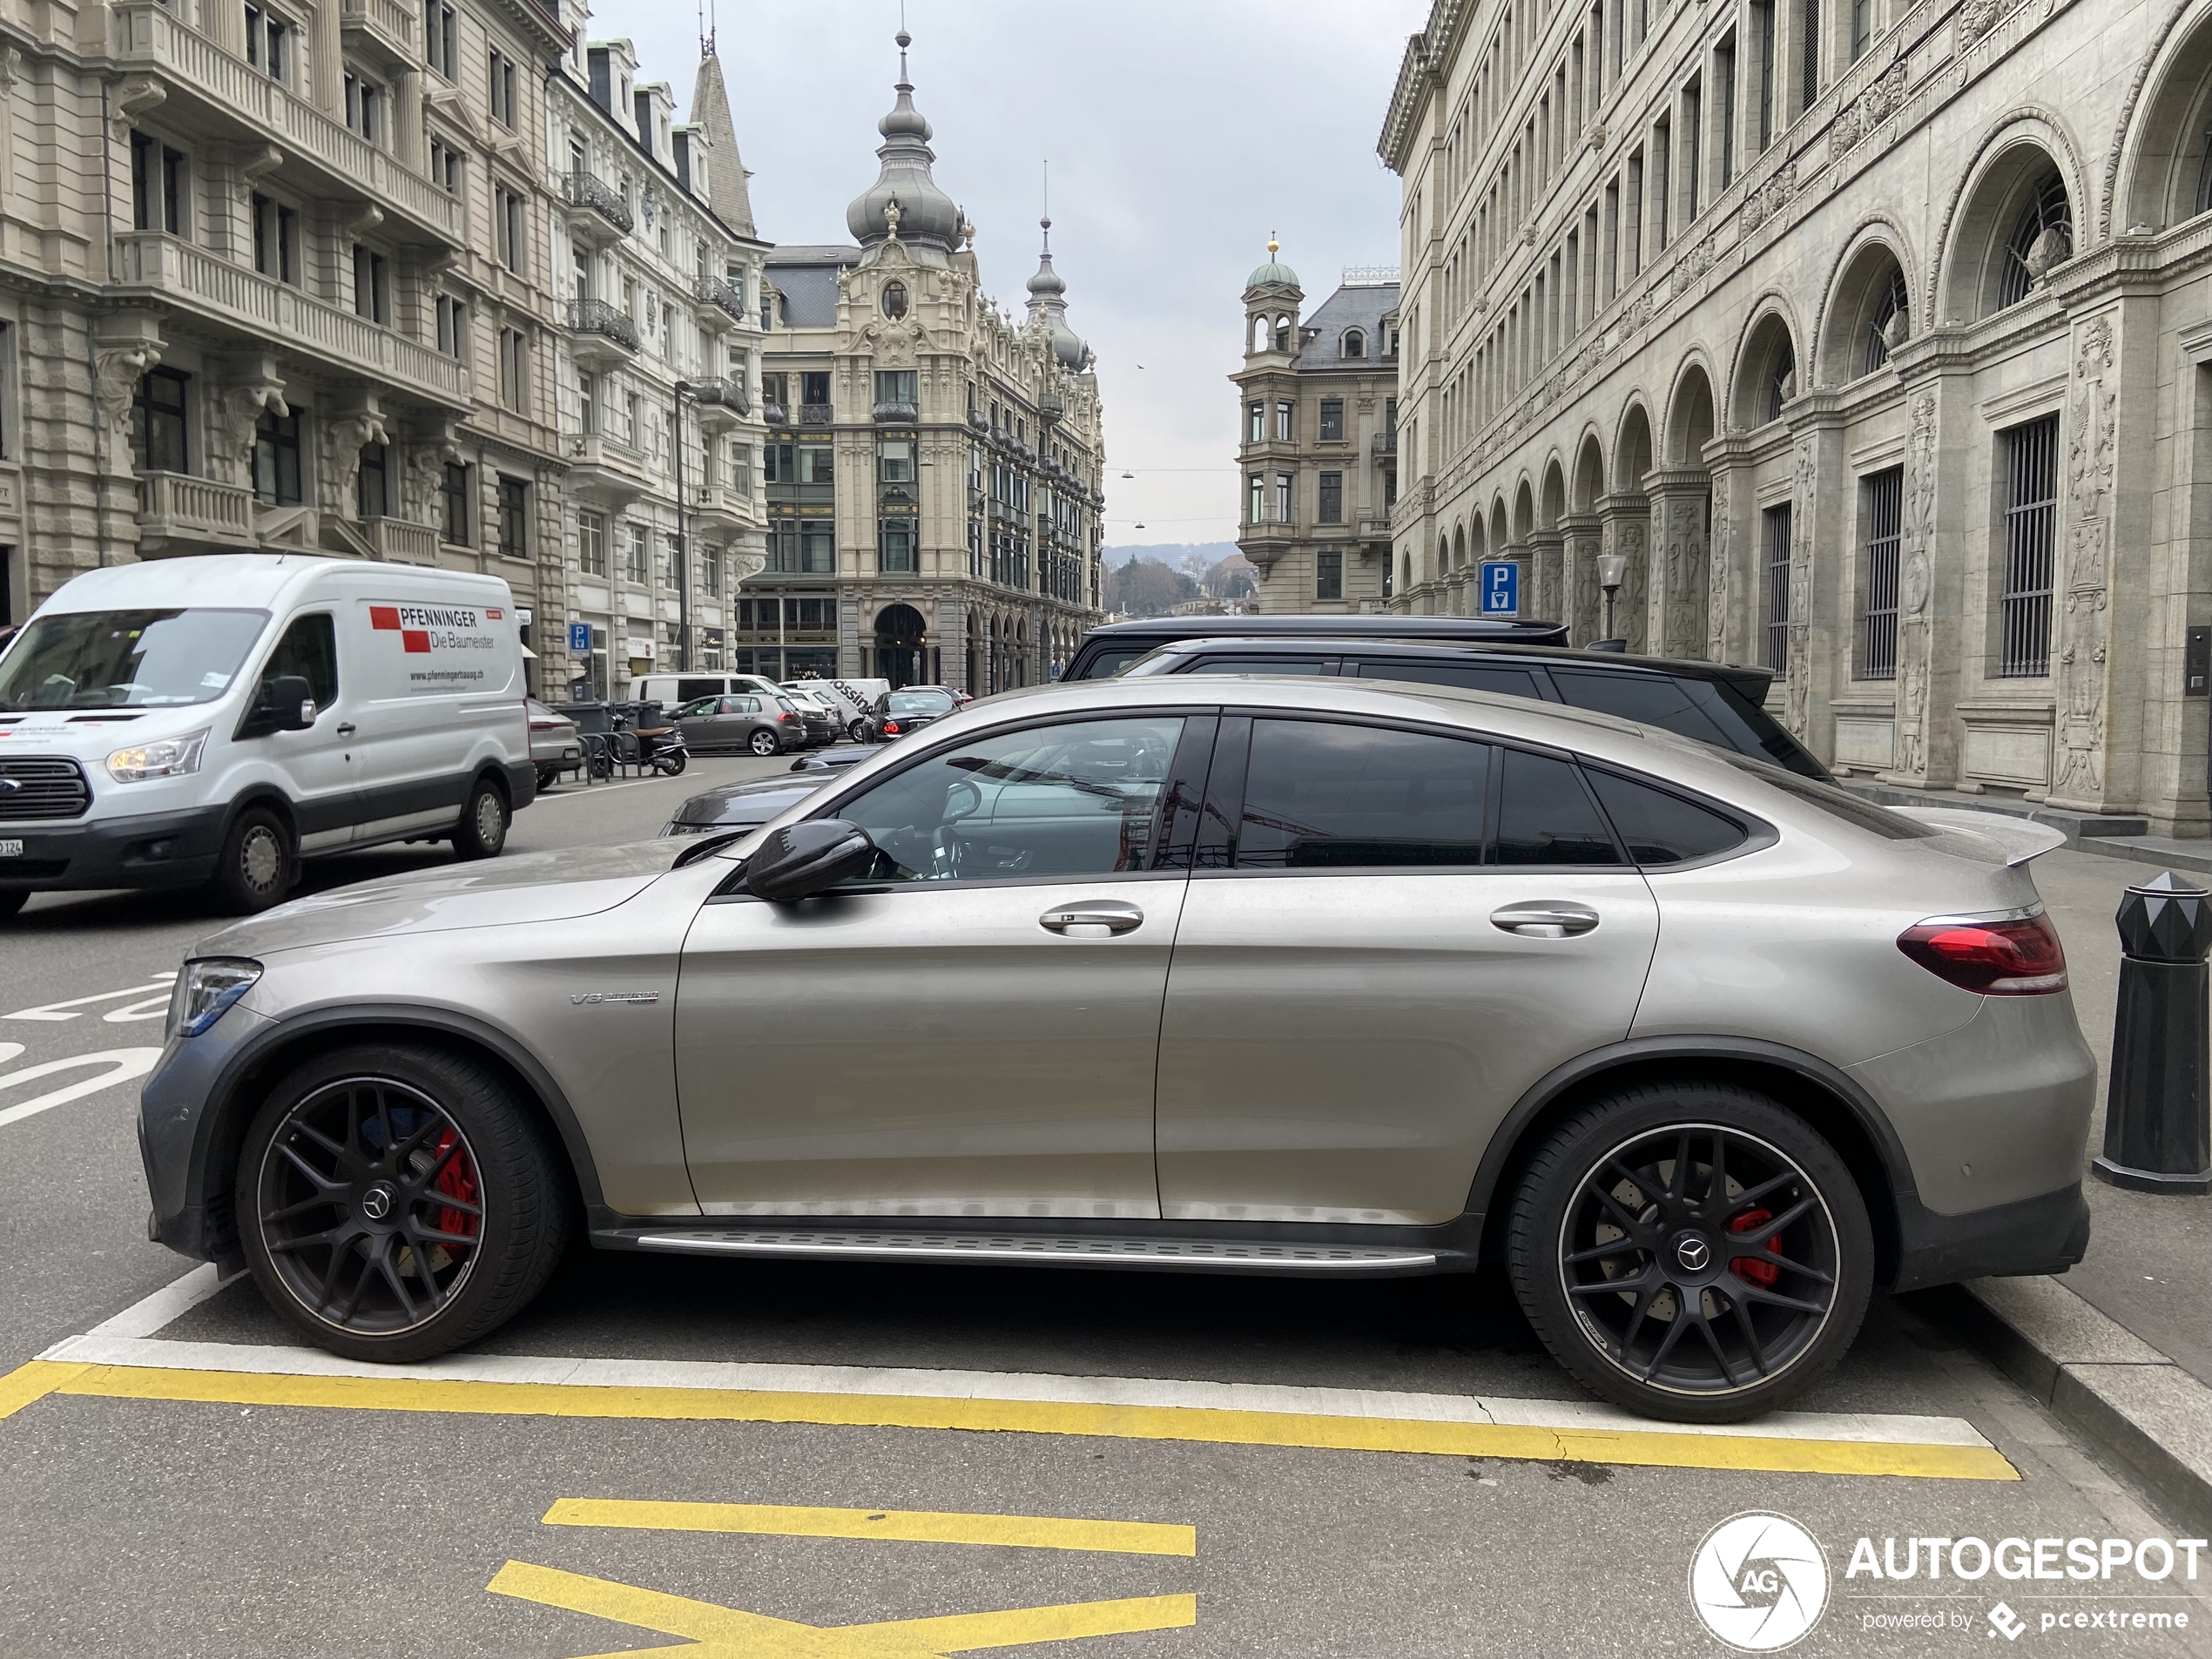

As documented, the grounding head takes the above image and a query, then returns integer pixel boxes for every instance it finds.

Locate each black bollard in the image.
[2094,870,2212,1194]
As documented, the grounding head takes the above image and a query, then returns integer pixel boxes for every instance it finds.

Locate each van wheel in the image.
[452,777,509,861]
[1506,1082,1872,1424]
[236,1042,571,1362]
[213,806,294,914]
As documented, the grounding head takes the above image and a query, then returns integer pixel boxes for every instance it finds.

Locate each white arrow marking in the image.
[0,1048,165,1129]
[5,976,174,1022]
[102,994,176,1024]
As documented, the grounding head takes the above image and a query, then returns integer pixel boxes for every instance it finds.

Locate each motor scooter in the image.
[611,706,688,776]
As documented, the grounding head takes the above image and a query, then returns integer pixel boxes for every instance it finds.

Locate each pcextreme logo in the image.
[1689,1512,1831,1651]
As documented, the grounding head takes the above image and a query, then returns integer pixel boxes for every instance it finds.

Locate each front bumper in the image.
[0,802,229,892]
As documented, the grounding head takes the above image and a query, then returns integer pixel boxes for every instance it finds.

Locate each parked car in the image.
[671,692,806,757]
[663,771,841,836]
[867,686,959,741]
[143,674,2094,1424]
[1063,614,1569,683]
[1116,638,1828,778]
[792,749,874,772]
[631,672,789,708]
[785,678,885,745]
[0,554,530,917]
[527,699,583,790]
[776,686,845,748]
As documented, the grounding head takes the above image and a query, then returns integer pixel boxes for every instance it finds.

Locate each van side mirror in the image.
[239,674,316,738]
[745,819,877,902]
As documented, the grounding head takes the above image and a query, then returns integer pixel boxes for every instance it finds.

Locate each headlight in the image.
[108,730,209,783]
[166,958,262,1039]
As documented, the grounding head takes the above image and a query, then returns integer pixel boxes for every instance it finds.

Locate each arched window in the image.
[1274,314,1291,352]
[1343,328,1366,359]
[881,280,908,319]
[1766,339,1797,422]
[1998,172,2072,308]
[1865,267,1909,372]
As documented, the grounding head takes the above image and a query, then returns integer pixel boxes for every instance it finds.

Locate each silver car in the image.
[139,677,2094,1422]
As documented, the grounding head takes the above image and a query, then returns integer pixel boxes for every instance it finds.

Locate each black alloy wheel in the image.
[237,1045,570,1361]
[1508,1084,1872,1422]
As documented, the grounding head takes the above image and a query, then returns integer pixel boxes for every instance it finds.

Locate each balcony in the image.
[872,400,919,424]
[1038,392,1065,421]
[1241,505,1296,550]
[694,273,747,331]
[570,298,639,368]
[339,0,413,72]
[110,2,460,244]
[565,434,651,505]
[761,401,790,428]
[687,377,750,432]
[358,515,438,563]
[138,469,255,548]
[691,482,754,533]
[563,171,633,247]
[111,233,466,408]
[1372,428,1398,455]
[799,403,834,426]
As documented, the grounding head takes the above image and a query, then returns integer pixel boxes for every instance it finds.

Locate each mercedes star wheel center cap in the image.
[360,1184,396,1222]
[1673,1232,1712,1273]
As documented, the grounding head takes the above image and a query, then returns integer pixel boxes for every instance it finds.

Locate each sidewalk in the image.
[1952,845,2212,1531]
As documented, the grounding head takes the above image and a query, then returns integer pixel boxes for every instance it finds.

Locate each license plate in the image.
[0,840,21,858]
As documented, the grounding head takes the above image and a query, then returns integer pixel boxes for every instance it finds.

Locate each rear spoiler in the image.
[1889,806,2068,867]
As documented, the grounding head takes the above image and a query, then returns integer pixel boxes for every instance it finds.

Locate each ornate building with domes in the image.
[1232,239,1403,613]
[745,32,1107,692]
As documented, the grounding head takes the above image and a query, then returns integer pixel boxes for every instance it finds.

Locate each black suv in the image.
[1117,637,1827,779]
[1062,615,1568,684]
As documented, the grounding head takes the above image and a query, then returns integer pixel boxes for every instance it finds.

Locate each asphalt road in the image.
[1,794,2206,1659]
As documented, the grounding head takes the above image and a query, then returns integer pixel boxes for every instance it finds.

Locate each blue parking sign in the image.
[1480,561,1520,615]
[567,621,592,654]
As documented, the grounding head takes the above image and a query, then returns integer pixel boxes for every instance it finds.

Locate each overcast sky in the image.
[617,0,1429,546]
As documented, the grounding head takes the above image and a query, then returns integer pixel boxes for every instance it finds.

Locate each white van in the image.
[0,554,533,916]
[629,671,788,710]
[786,678,887,741]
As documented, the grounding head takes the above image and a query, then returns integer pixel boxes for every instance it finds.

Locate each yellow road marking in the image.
[45,1362,2018,1479]
[488,1559,1197,1657]
[0,1359,87,1421]
[543,1497,1196,1556]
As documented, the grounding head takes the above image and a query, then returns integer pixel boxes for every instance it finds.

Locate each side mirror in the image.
[239,674,316,738]
[745,819,876,903]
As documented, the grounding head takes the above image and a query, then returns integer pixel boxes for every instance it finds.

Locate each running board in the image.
[616,1228,1444,1275]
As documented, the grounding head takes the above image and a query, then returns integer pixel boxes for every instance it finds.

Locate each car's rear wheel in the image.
[536,765,562,792]
[750,729,779,757]
[212,806,294,914]
[452,776,509,860]
[1507,1082,1872,1423]
[236,1044,570,1362]
[847,718,867,744]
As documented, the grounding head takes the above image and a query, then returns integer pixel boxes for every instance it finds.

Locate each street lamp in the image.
[1597,551,1627,648]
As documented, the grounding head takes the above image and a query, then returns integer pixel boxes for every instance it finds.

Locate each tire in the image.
[235,1042,571,1362]
[658,751,688,776]
[847,719,867,745]
[1506,1081,1873,1424]
[212,806,294,914]
[536,765,561,792]
[749,728,780,758]
[452,775,509,860]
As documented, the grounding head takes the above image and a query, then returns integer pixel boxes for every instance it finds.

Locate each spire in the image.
[690,51,755,236]
[846,25,961,254]
[1026,167,1086,371]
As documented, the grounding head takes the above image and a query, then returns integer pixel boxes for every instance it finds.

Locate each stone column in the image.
[1784,414,1851,761]
[1878,387,1941,786]
[2046,308,2132,814]
[1643,467,1710,658]
[1527,527,1564,629]
[1560,511,1602,644]
[1703,450,1752,665]
[1594,489,1649,649]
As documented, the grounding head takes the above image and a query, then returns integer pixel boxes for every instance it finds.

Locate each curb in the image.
[1939,1275,2212,1536]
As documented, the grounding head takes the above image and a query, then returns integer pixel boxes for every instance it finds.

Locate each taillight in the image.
[1897,911,2067,995]
[529,718,563,732]
[884,721,902,734]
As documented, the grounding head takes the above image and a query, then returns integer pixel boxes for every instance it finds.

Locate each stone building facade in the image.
[750,34,1106,693]
[1232,247,1403,613]
[544,24,769,699]
[1381,0,2212,832]
[0,0,574,690]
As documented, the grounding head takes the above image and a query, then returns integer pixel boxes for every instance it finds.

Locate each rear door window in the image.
[1235,720,1489,868]
[1585,769,1749,866]
[1494,749,1622,867]
[1352,659,1546,700]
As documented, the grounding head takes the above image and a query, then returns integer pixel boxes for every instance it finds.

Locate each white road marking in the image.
[100,994,174,1024]
[5,976,175,1022]
[0,1047,165,1129]
[75,1262,230,1341]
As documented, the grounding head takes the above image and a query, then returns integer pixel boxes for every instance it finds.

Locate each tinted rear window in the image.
[1587,769,1749,865]
[1494,749,1621,866]
[1353,659,1546,700]
[1550,666,1824,778]
[1080,649,1153,679]
[1238,720,1489,867]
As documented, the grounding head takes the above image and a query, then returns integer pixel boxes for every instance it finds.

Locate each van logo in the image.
[570,990,661,1007]
[371,603,484,655]
[0,778,17,792]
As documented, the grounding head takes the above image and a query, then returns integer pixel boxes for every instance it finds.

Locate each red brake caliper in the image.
[1729,1208,1780,1288]
[431,1129,481,1243]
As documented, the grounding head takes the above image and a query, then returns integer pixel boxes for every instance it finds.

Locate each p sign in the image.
[567,621,593,654]
[1480,561,1521,616]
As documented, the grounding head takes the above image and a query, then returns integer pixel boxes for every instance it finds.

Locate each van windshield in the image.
[0,608,270,710]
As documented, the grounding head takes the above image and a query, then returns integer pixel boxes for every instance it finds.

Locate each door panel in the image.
[250,610,358,850]
[1155,869,1657,1223]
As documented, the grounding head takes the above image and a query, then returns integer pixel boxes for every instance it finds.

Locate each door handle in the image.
[1040,899,1145,937]
[336,723,357,737]
[1490,900,1600,938]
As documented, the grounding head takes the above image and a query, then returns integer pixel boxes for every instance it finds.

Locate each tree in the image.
[1107,557,1200,617]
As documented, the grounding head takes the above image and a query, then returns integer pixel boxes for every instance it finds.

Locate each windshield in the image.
[888,690,955,714]
[0,608,270,711]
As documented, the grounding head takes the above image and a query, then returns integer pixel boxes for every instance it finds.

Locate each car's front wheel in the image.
[1507,1082,1872,1423]
[236,1043,571,1362]
[847,718,867,744]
